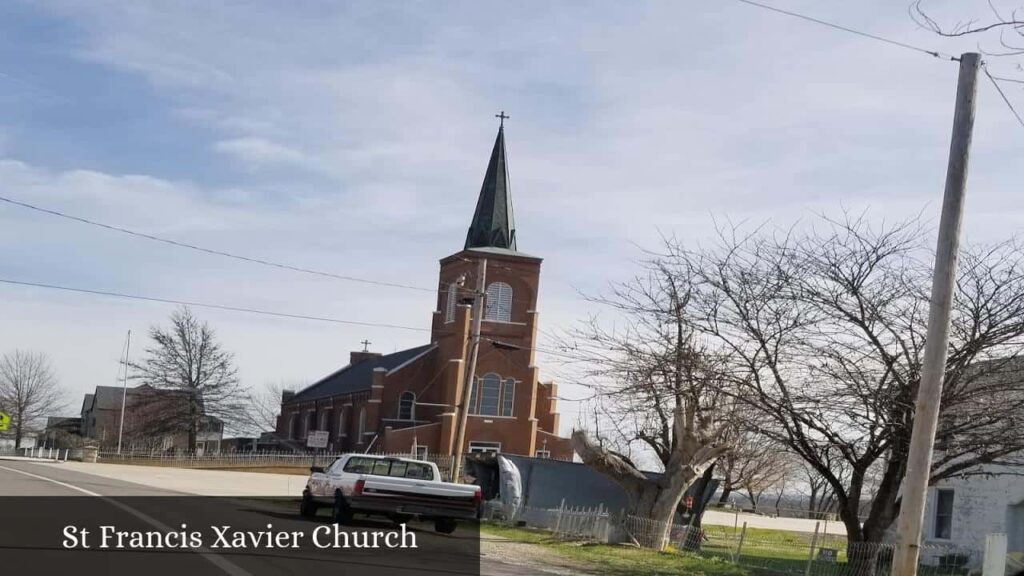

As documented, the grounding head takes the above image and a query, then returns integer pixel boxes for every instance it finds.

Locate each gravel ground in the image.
[481,535,597,575]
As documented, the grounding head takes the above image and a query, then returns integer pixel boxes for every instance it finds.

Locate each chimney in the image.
[351,351,383,365]
[281,389,295,404]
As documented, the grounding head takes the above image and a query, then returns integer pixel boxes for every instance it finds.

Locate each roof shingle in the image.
[288,344,435,404]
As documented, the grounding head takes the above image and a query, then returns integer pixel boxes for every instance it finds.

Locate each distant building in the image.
[79,384,223,453]
[41,416,82,448]
[276,123,573,460]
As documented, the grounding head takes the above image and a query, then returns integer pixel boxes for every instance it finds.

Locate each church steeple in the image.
[465,118,516,251]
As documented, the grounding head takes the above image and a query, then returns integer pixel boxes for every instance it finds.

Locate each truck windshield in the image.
[343,457,434,480]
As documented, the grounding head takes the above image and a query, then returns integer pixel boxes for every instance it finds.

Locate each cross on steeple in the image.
[495,110,509,127]
[360,339,372,352]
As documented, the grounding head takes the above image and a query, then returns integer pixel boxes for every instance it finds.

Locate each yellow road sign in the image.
[0,411,9,431]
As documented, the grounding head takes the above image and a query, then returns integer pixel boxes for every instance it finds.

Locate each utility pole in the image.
[116,329,132,455]
[893,52,980,576]
[450,258,487,483]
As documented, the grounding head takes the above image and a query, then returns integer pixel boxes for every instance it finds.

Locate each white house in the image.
[922,465,1024,555]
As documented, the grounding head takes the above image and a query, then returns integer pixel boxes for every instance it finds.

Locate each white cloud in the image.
[212,137,310,169]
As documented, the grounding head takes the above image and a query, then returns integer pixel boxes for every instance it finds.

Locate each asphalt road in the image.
[0,460,532,576]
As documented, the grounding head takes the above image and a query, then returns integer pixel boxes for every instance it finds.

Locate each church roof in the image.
[288,344,435,404]
[465,125,517,251]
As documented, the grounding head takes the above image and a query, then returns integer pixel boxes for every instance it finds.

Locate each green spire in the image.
[465,124,516,251]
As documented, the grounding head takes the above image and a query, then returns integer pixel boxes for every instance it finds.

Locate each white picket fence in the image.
[0,446,70,461]
[485,500,612,543]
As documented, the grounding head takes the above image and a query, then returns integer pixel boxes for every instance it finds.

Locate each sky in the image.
[1,1,1022,437]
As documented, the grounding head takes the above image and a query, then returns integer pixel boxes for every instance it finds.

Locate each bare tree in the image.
[0,350,65,448]
[717,430,788,507]
[129,307,247,450]
[244,381,287,434]
[560,259,735,549]
[737,442,794,514]
[797,461,838,516]
[911,0,1024,57]
[661,213,1024,549]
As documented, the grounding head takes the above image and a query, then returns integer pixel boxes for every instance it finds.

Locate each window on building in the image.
[357,407,367,443]
[338,410,346,438]
[413,444,428,460]
[501,378,515,416]
[468,441,501,454]
[304,411,314,438]
[470,374,514,417]
[445,283,458,323]
[319,410,328,432]
[534,450,551,459]
[934,489,954,540]
[398,391,415,420]
[288,415,296,440]
[484,282,513,322]
[477,373,501,416]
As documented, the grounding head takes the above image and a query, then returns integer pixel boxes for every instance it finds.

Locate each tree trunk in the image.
[570,426,724,551]
[188,396,198,451]
[718,486,733,504]
[625,483,684,549]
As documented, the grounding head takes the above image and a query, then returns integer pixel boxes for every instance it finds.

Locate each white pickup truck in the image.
[300,454,481,534]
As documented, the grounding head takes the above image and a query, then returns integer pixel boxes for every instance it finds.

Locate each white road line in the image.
[0,464,103,496]
[0,464,253,576]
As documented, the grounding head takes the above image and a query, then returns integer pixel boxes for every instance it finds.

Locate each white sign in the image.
[306,430,329,449]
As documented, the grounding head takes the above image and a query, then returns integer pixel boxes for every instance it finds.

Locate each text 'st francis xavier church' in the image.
[276,122,574,460]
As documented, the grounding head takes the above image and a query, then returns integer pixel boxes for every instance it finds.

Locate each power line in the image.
[0,277,431,332]
[0,194,440,293]
[983,66,1024,129]
[732,0,957,61]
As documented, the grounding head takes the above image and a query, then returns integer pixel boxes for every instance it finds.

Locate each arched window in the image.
[398,391,415,420]
[357,407,367,443]
[484,282,512,322]
[477,373,502,416]
[445,283,458,323]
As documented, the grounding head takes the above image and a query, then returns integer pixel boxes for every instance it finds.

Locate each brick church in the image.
[276,123,574,460]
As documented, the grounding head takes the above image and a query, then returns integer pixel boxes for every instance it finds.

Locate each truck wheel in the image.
[332,491,353,524]
[300,490,317,518]
[434,518,457,534]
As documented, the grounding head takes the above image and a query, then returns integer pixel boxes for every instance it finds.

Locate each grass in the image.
[482,523,751,576]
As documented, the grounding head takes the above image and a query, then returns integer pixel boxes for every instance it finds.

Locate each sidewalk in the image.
[702,508,848,535]
[28,460,308,496]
